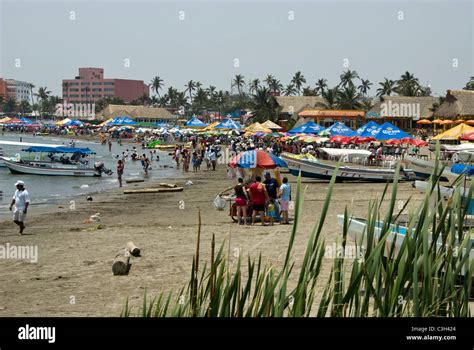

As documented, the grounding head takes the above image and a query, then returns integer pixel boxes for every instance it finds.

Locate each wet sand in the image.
[0,157,425,316]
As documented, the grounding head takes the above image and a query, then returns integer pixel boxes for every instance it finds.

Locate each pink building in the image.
[62,68,149,103]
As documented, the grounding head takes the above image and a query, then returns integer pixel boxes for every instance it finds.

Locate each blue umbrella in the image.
[64,119,84,127]
[287,121,325,134]
[357,121,381,138]
[214,119,242,129]
[185,116,208,128]
[20,117,33,124]
[373,122,413,141]
[326,122,356,137]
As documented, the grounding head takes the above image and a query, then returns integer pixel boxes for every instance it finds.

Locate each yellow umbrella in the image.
[432,123,474,140]
[432,119,444,124]
[99,118,113,127]
[261,120,283,130]
[244,122,272,133]
[416,119,432,125]
[203,121,220,131]
[0,117,12,123]
[442,120,454,125]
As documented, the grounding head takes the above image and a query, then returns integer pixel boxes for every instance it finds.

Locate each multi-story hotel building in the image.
[62,68,149,103]
[0,78,32,102]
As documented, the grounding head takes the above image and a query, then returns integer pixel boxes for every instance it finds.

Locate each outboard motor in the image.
[94,161,113,176]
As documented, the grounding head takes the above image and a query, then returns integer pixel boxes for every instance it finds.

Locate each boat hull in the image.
[281,153,413,182]
[405,156,455,182]
[2,158,100,177]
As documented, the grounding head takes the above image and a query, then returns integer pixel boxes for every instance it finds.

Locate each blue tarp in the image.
[356,121,381,138]
[451,164,474,176]
[214,119,242,129]
[373,122,413,141]
[22,146,96,155]
[64,120,84,127]
[326,122,357,137]
[185,116,208,127]
[111,117,137,125]
[287,121,325,134]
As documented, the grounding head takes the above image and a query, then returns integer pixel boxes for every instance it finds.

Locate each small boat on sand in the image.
[1,146,112,177]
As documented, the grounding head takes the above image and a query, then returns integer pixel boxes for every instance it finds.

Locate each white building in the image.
[4,79,32,102]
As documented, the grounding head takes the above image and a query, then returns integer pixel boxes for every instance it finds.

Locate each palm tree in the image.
[315,78,328,95]
[151,76,164,98]
[193,88,208,110]
[291,71,306,95]
[28,83,36,114]
[3,97,17,113]
[216,90,227,115]
[149,96,159,106]
[396,71,420,96]
[269,78,283,93]
[358,79,373,96]
[250,87,280,122]
[376,78,397,97]
[35,86,51,115]
[185,80,196,104]
[337,86,362,110]
[158,96,169,108]
[264,74,275,89]
[302,87,317,96]
[249,79,261,94]
[315,87,340,109]
[339,70,359,88]
[232,74,245,95]
[464,77,474,90]
[283,84,297,96]
[360,99,375,113]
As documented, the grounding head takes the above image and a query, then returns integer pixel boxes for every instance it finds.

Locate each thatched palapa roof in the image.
[98,104,174,120]
[433,90,474,118]
[275,96,325,116]
[369,96,438,120]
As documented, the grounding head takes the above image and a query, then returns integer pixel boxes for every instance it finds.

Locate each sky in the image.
[0,0,472,97]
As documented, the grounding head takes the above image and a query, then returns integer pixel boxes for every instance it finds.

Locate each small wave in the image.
[80,184,89,189]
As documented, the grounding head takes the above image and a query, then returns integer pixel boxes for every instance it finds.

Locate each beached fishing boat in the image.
[1,146,112,177]
[336,215,474,263]
[281,152,419,182]
[405,155,460,182]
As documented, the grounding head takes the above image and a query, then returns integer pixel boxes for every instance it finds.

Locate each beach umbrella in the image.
[329,135,348,143]
[372,122,413,141]
[287,121,325,134]
[214,118,242,130]
[416,119,432,125]
[465,120,474,125]
[460,132,474,141]
[56,118,71,126]
[354,136,376,144]
[244,122,272,134]
[356,121,381,138]
[261,120,283,130]
[432,119,444,124]
[19,117,33,124]
[442,120,454,125]
[411,139,428,147]
[432,123,474,140]
[99,118,113,127]
[64,119,84,127]
[185,116,208,128]
[385,138,402,145]
[228,150,287,169]
[400,137,414,144]
[454,119,465,124]
[325,122,357,137]
[0,117,11,124]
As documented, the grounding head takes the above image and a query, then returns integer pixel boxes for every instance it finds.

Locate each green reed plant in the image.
[122,147,473,317]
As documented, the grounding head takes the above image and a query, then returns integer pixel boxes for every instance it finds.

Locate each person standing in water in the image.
[9,180,30,235]
[117,160,124,187]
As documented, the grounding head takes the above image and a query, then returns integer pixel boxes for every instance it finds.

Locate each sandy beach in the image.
[0,158,424,317]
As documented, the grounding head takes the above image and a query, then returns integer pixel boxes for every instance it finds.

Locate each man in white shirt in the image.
[9,180,30,235]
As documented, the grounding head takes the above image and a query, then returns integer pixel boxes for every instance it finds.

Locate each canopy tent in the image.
[228,150,287,169]
[356,121,381,138]
[202,121,220,131]
[244,122,272,134]
[99,118,113,127]
[185,116,208,128]
[372,122,412,141]
[325,122,357,137]
[432,123,474,140]
[22,146,95,154]
[261,120,283,130]
[55,118,71,126]
[19,117,34,124]
[214,119,242,130]
[287,121,325,134]
[64,119,84,127]
[0,117,11,124]
[110,116,137,125]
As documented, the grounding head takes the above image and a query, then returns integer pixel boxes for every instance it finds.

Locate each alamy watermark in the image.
[55,102,95,119]
[0,243,38,263]
[380,101,420,119]
[324,242,365,262]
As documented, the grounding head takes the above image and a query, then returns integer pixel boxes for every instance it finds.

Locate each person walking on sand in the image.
[279,177,291,224]
[108,139,112,152]
[117,159,124,187]
[234,177,249,225]
[249,175,269,226]
[9,180,30,235]
[142,154,150,175]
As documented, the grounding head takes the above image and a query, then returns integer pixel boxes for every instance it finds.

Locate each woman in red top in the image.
[249,175,269,226]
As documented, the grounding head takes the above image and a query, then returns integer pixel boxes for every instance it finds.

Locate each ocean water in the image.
[0,133,182,219]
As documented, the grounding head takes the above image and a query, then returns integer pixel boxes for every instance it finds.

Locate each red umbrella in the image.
[460,132,474,141]
[385,139,401,145]
[400,137,414,144]
[329,135,348,143]
[354,136,376,144]
[411,139,428,147]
